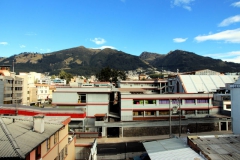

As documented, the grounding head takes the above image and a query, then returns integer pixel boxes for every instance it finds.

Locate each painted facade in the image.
[120,93,214,121]
[52,85,112,135]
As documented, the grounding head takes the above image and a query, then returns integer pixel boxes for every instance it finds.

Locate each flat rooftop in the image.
[188,134,240,160]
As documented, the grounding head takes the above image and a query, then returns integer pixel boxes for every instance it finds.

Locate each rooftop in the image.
[0,116,69,159]
[188,134,240,160]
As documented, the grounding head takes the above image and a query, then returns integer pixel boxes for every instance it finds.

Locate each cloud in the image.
[205,51,240,63]
[39,48,51,53]
[172,0,194,11]
[20,45,26,48]
[92,46,116,50]
[90,38,106,45]
[231,1,240,7]
[25,32,37,36]
[218,15,240,27]
[173,38,188,43]
[0,42,8,45]
[194,28,240,43]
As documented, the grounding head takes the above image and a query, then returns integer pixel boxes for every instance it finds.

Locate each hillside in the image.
[1,46,150,76]
[139,50,240,73]
[1,47,240,76]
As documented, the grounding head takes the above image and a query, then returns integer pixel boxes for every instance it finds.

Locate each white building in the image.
[35,84,49,104]
[170,74,238,93]
[52,83,113,136]
[118,79,168,94]
[230,78,240,134]
[119,89,214,121]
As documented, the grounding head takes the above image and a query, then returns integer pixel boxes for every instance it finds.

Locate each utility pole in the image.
[178,97,181,137]
[169,99,172,138]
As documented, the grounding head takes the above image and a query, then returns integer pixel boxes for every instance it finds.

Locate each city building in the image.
[52,82,114,137]
[230,77,240,134]
[120,90,214,121]
[0,115,75,160]
[118,79,168,94]
[169,74,238,93]
[35,84,50,105]
[0,66,23,104]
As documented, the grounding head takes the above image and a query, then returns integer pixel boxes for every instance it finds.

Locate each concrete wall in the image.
[122,123,219,137]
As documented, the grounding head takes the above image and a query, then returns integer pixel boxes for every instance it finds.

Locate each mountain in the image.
[139,50,240,73]
[1,47,240,76]
[0,46,150,76]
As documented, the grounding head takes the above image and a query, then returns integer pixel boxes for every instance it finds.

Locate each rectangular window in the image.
[197,99,208,103]
[54,132,58,144]
[47,138,51,150]
[133,100,144,104]
[185,110,195,114]
[159,111,169,115]
[145,111,155,116]
[78,94,86,103]
[197,110,208,114]
[64,145,68,157]
[185,99,195,104]
[144,100,156,104]
[226,105,231,109]
[159,100,169,104]
[133,111,143,116]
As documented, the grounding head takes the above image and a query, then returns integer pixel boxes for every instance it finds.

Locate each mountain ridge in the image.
[1,46,239,76]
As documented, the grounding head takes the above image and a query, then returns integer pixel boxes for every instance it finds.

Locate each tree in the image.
[58,69,73,84]
[96,67,126,85]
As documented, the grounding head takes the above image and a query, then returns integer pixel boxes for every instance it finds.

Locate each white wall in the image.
[231,79,240,134]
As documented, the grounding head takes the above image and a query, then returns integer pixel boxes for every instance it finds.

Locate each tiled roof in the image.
[0,116,64,159]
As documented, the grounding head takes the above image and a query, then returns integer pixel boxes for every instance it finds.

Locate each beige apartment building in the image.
[0,66,23,104]
[0,115,75,160]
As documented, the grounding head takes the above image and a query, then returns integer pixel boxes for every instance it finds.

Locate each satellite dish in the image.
[172,106,178,114]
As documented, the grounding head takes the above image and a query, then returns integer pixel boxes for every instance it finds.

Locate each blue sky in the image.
[1,0,240,63]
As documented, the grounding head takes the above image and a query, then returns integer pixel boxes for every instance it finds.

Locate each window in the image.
[133,100,144,104]
[133,111,143,116]
[64,145,68,157]
[144,100,156,104]
[78,94,86,103]
[226,105,231,109]
[46,138,51,150]
[172,100,179,104]
[54,132,58,144]
[197,110,208,114]
[185,99,195,104]
[159,111,169,115]
[145,111,155,116]
[185,110,195,114]
[197,99,208,103]
[159,100,169,104]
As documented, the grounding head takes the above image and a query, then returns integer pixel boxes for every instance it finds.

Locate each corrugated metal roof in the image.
[179,75,239,93]
[0,116,65,159]
[143,138,204,160]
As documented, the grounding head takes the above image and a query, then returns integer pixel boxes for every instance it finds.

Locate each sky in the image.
[1,0,240,63]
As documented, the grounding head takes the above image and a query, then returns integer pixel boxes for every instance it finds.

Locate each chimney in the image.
[33,115,45,133]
